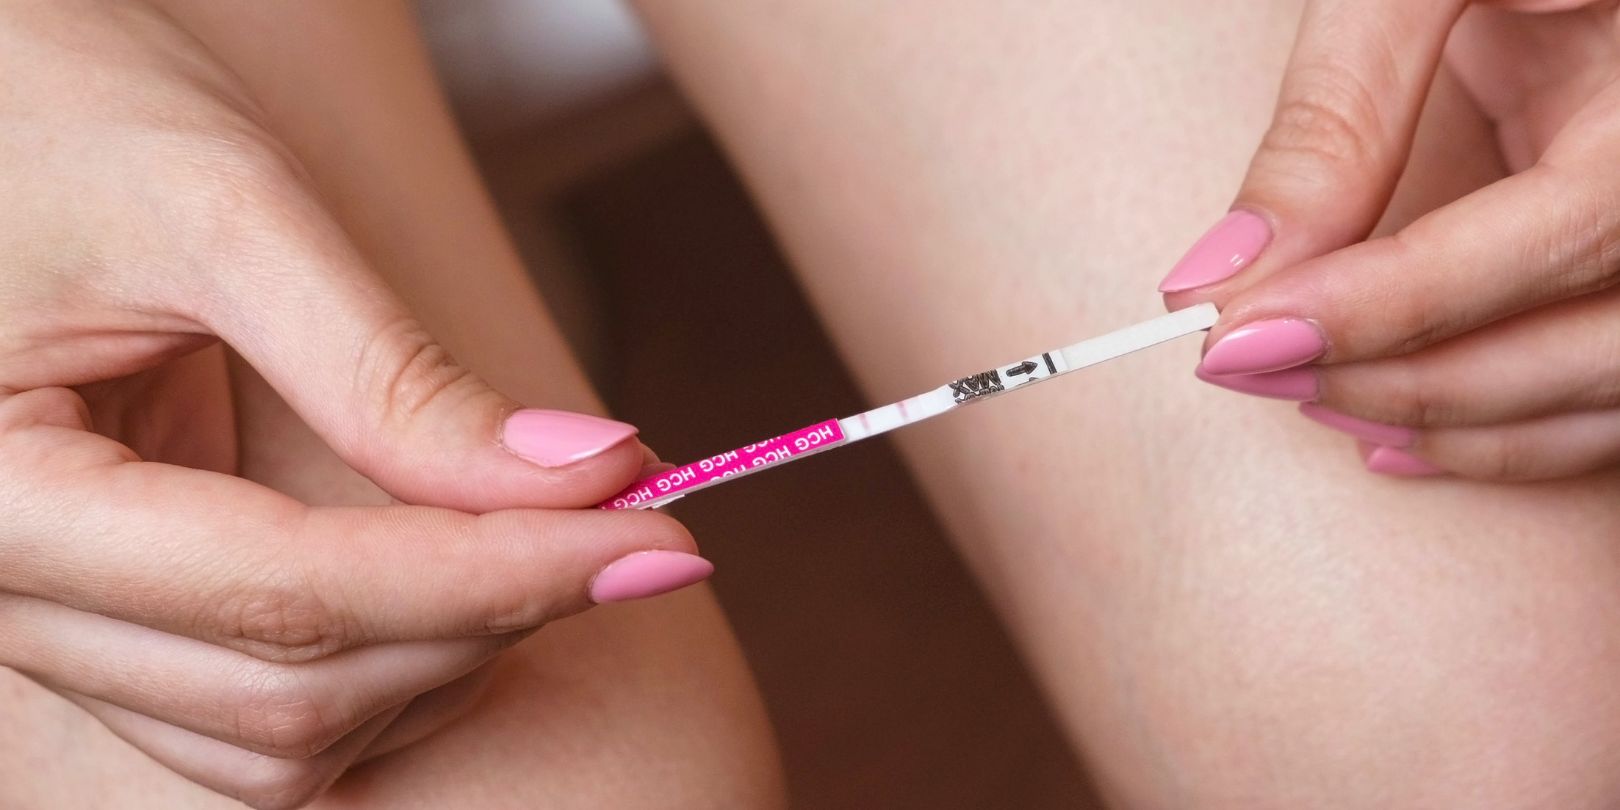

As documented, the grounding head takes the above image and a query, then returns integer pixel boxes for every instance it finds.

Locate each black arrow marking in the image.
[1006,360,1038,376]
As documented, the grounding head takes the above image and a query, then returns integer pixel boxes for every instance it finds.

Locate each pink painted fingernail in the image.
[1158,210,1273,292]
[1364,446,1446,477]
[1195,364,1318,401]
[1201,318,1326,375]
[589,551,714,603]
[502,409,638,467]
[1299,403,1415,447]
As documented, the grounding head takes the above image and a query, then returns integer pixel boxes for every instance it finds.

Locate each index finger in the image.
[1203,158,1620,373]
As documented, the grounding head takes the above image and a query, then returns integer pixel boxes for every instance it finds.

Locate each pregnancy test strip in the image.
[599,302,1218,510]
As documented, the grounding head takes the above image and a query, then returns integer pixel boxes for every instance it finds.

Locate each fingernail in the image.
[589,550,714,603]
[1158,210,1273,292]
[1364,446,1446,477]
[502,409,639,467]
[1195,364,1318,401]
[1201,318,1326,375]
[1299,403,1415,447]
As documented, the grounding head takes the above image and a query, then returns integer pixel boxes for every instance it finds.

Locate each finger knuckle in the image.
[464,513,564,634]
[1386,362,1452,428]
[0,387,88,434]
[1377,232,1466,355]
[1539,178,1620,298]
[1590,379,1620,411]
[360,317,482,429]
[1589,331,1620,410]
[1471,434,1544,482]
[473,577,552,634]
[164,123,308,228]
[230,665,344,759]
[231,756,332,810]
[1260,68,1384,180]
[208,566,352,661]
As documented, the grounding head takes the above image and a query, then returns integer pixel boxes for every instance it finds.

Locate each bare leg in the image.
[635,1,1620,806]
[0,2,782,807]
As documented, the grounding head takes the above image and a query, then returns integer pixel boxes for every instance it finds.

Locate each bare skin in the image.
[11,0,1620,807]
[0,2,781,807]
[634,0,1620,806]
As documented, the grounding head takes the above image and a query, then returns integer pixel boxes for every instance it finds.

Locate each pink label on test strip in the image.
[599,419,846,510]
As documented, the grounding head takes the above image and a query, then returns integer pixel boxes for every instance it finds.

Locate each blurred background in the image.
[415,2,1099,806]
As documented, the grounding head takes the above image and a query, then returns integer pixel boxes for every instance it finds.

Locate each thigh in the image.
[636,1,1620,806]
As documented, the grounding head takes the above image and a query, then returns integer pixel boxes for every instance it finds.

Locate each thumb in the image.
[202,206,644,512]
[1158,0,1466,301]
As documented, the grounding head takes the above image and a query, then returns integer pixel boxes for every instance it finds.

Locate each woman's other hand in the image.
[1159,0,1620,481]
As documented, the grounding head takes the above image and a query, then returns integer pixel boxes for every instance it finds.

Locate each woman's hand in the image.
[0,2,709,807]
[1157,0,1620,481]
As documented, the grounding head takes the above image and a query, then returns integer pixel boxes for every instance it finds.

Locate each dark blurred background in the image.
[417,2,1099,805]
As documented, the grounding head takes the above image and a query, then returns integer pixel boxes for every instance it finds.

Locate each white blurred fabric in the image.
[414,0,659,137]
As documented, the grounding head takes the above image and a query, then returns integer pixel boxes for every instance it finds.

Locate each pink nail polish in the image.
[1364,446,1446,477]
[1195,364,1318,401]
[589,550,714,603]
[1158,210,1273,292]
[1299,403,1415,447]
[502,409,638,467]
[1201,318,1325,375]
